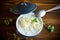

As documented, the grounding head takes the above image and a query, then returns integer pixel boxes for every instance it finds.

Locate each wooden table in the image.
[0,0,60,40]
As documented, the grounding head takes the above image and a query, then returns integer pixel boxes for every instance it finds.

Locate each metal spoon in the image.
[37,5,60,17]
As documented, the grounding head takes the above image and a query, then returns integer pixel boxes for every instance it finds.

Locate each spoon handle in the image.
[46,5,60,12]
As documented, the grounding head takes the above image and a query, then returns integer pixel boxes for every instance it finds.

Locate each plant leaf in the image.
[13,33,17,39]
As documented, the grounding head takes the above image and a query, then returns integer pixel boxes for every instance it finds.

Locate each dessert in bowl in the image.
[16,12,43,37]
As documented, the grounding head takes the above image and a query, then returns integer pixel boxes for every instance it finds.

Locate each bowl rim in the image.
[16,13,43,37]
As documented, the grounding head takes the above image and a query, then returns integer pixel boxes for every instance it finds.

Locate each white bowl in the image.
[16,12,43,37]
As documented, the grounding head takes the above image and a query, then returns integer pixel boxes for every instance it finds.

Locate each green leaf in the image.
[4,18,13,25]
[47,25,54,32]
[4,19,10,25]
[51,26,54,30]
[17,37,21,40]
[9,8,13,13]
[13,33,17,39]
[33,18,38,22]
[51,29,54,32]
[7,32,12,35]
[9,18,13,22]
[47,25,51,30]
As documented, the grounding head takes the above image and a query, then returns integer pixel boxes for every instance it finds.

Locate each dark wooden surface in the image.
[0,0,60,40]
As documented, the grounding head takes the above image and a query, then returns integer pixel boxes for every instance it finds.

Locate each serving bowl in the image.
[16,12,43,37]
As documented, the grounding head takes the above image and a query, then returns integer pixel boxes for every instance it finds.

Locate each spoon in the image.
[37,5,60,17]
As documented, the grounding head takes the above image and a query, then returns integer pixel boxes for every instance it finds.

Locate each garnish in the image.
[4,18,13,25]
[47,25,54,32]
[9,8,13,13]
[33,18,38,22]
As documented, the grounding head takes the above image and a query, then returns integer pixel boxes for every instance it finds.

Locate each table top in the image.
[0,0,60,40]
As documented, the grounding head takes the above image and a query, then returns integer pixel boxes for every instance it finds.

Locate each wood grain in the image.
[0,0,60,40]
